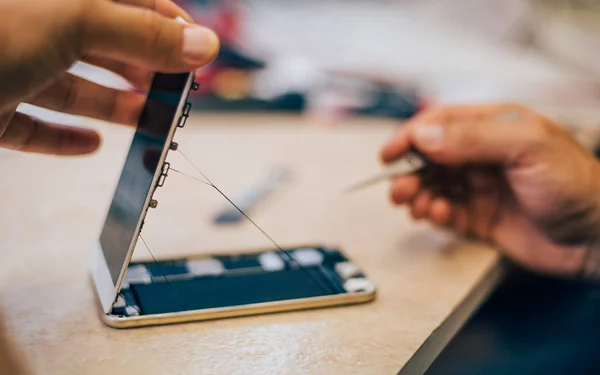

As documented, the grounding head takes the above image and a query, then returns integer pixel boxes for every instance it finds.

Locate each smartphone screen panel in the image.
[92,72,194,313]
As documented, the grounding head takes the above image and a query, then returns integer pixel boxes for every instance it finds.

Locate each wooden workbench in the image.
[0,114,499,375]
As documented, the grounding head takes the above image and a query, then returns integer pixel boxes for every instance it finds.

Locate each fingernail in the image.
[183,26,219,63]
[76,131,101,151]
[179,11,194,23]
[412,124,444,148]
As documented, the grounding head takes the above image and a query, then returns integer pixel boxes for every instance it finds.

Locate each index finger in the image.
[380,108,448,163]
[380,104,527,163]
[380,123,411,164]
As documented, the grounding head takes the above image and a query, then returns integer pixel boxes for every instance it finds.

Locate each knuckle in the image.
[142,10,174,67]
[61,76,80,112]
[63,0,89,58]
[446,121,472,147]
[515,119,561,161]
[105,91,121,123]
[525,119,555,147]
[145,10,162,44]
[418,106,448,124]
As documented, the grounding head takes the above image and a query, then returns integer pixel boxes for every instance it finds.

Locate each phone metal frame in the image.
[97,244,376,329]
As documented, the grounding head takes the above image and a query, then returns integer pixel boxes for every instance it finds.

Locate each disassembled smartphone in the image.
[90,72,376,329]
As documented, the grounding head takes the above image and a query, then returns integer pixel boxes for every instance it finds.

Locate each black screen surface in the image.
[99,73,190,285]
[130,267,339,315]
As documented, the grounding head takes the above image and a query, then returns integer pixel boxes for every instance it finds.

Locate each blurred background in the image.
[173,0,600,143]
[7,0,600,240]
[5,3,600,374]
[23,0,600,252]
[11,0,600,250]
[54,0,600,152]
[173,0,600,114]
[174,0,600,150]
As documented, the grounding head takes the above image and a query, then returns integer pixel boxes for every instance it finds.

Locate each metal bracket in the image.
[157,162,171,187]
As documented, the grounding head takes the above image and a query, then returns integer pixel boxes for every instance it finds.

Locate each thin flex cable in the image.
[138,234,187,311]
[170,167,211,186]
[174,149,333,294]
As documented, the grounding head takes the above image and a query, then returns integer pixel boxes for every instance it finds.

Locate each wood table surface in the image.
[0,114,498,375]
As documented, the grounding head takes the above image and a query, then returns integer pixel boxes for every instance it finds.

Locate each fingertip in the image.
[182,26,220,67]
[80,129,102,154]
[452,206,469,234]
[380,144,401,164]
[409,205,421,221]
[206,27,221,62]
[174,12,219,65]
[390,175,420,204]
[429,198,451,225]
[411,190,431,219]
[60,127,102,155]
[380,139,397,162]
[380,124,411,163]
[95,130,103,149]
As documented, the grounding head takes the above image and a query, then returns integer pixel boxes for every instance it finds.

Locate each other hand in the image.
[381,104,600,277]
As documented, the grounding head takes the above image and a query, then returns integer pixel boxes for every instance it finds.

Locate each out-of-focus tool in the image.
[345,111,523,196]
[344,149,427,194]
[213,167,294,224]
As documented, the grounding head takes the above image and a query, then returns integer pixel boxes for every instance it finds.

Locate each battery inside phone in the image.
[111,246,369,317]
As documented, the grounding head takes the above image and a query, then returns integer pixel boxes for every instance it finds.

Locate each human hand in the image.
[381,104,600,277]
[0,0,219,155]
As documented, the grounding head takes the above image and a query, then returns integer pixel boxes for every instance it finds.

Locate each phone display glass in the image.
[99,73,191,286]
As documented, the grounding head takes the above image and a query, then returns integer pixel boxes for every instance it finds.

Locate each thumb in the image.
[83,1,220,72]
[411,119,545,166]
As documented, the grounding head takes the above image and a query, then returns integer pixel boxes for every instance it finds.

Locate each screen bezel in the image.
[91,72,195,314]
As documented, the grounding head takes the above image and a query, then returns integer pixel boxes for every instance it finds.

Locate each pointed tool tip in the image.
[341,182,368,195]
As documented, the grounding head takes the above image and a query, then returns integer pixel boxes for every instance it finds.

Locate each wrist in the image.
[581,165,600,280]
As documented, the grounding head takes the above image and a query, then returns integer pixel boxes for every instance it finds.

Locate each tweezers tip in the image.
[341,183,367,195]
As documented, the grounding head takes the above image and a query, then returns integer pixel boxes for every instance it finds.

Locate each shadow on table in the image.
[0,309,33,375]
[423,262,600,375]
